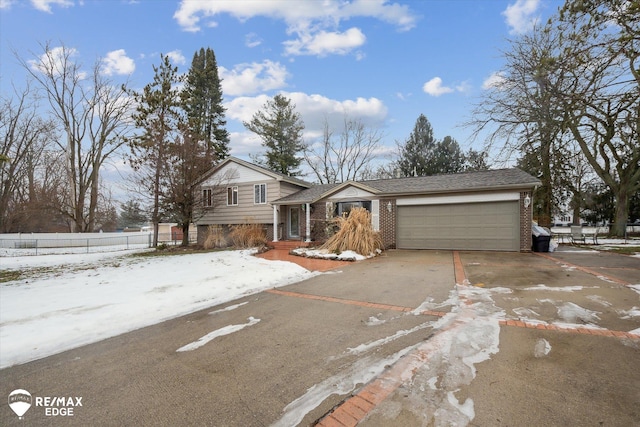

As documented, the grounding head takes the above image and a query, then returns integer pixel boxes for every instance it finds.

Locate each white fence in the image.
[0,230,197,256]
[0,232,152,255]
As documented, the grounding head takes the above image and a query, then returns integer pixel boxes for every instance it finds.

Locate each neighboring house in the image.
[195,157,541,252]
[139,223,197,243]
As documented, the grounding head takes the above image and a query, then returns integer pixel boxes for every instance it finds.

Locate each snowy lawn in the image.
[0,248,317,369]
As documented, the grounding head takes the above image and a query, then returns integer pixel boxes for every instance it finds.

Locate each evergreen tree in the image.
[433,136,465,174]
[244,94,305,176]
[397,114,436,176]
[181,47,230,161]
[464,148,490,171]
[118,199,148,229]
[126,54,182,247]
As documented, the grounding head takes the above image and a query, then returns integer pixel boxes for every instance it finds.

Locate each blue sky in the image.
[0,0,564,169]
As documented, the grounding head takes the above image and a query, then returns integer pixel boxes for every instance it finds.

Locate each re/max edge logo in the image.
[8,389,83,419]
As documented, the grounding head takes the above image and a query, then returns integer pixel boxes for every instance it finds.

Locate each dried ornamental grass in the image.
[320,207,383,255]
[203,225,227,249]
[229,222,267,248]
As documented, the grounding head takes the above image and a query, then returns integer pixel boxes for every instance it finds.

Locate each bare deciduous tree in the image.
[556,0,640,236]
[466,26,566,227]
[18,42,133,232]
[0,84,57,232]
[304,116,384,184]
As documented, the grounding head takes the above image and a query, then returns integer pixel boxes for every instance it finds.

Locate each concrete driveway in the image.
[1,249,638,426]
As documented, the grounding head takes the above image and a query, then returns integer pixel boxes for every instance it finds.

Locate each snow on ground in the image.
[291,247,380,260]
[0,248,317,369]
[366,285,504,426]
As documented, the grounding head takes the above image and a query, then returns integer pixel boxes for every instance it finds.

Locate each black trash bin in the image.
[532,235,551,252]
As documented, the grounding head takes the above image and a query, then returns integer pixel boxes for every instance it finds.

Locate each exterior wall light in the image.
[387,201,393,212]
[523,194,531,208]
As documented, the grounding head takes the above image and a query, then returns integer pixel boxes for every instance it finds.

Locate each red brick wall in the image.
[379,198,396,249]
[520,191,533,252]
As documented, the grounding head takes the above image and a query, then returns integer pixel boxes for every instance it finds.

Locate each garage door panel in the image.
[397,201,519,251]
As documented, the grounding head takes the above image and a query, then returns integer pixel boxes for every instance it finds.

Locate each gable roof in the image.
[273,168,540,205]
[195,156,313,188]
[362,167,540,195]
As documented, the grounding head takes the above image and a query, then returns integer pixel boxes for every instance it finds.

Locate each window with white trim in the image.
[203,189,213,207]
[335,201,371,216]
[254,183,267,204]
[227,186,238,206]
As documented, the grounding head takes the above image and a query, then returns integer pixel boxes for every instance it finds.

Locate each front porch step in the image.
[269,240,311,250]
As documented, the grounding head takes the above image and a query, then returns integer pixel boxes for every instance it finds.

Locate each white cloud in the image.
[422,77,454,97]
[166,50,186,65]
[455,80,472,94]
[0,0,15,10]
[173,0,416,57]
[174,0,416,32]
[219,60,289,96]
[228,131,264,157]
[225,91,388,146]
[29,46,86,79]
[502,0,540,35]
[101,49,135,76]
[30,0,73,13]
[482,71,506,89]
[245,32,263,48]
[284,27,366,57]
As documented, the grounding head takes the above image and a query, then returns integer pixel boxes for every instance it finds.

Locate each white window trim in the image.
[203,188,213,207]
[254,183,267,205]
[227,186,238,206]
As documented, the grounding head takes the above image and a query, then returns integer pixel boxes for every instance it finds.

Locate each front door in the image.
[289,206,300,238]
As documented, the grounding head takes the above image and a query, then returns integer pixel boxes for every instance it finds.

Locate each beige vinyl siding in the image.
[279,181,307,199]
[200,180,273,224]
[199,178,309,225]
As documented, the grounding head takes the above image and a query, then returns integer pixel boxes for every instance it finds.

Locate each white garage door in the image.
[397,201,520,251]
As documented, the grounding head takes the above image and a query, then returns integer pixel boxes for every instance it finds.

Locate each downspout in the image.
[305,203,311,242]
[272,205,279,242]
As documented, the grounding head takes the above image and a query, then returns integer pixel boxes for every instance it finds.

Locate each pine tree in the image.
[397,114,436,176]
[433,136,465,174]
[181,47,229,161]
[244,94,305,176]
[127,54,182,247]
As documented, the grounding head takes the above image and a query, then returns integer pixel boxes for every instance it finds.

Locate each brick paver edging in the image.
[499,319,640,339]
[265,288,447,317]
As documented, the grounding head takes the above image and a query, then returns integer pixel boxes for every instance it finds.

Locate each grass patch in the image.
[600,246,640,256]
[128,246,226,258]
[0,266,62,283]
[0,270,23,283]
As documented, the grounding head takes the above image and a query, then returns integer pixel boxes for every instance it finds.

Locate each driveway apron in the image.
[358,249,639,427]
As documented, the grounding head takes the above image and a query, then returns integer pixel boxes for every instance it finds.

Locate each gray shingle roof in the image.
[274,183,340,204]
[272,168,540,204]
[363,167,540,194]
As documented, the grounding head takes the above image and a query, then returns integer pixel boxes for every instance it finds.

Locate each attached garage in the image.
[397,199,520,251]
[270,166,540,252]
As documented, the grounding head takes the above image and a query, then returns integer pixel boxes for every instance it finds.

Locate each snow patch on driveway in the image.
[176,317,260,352]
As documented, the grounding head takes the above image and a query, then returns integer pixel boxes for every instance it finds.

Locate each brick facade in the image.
[304,194,533,252]
[520,191,533,252]
[379,198,396,249]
